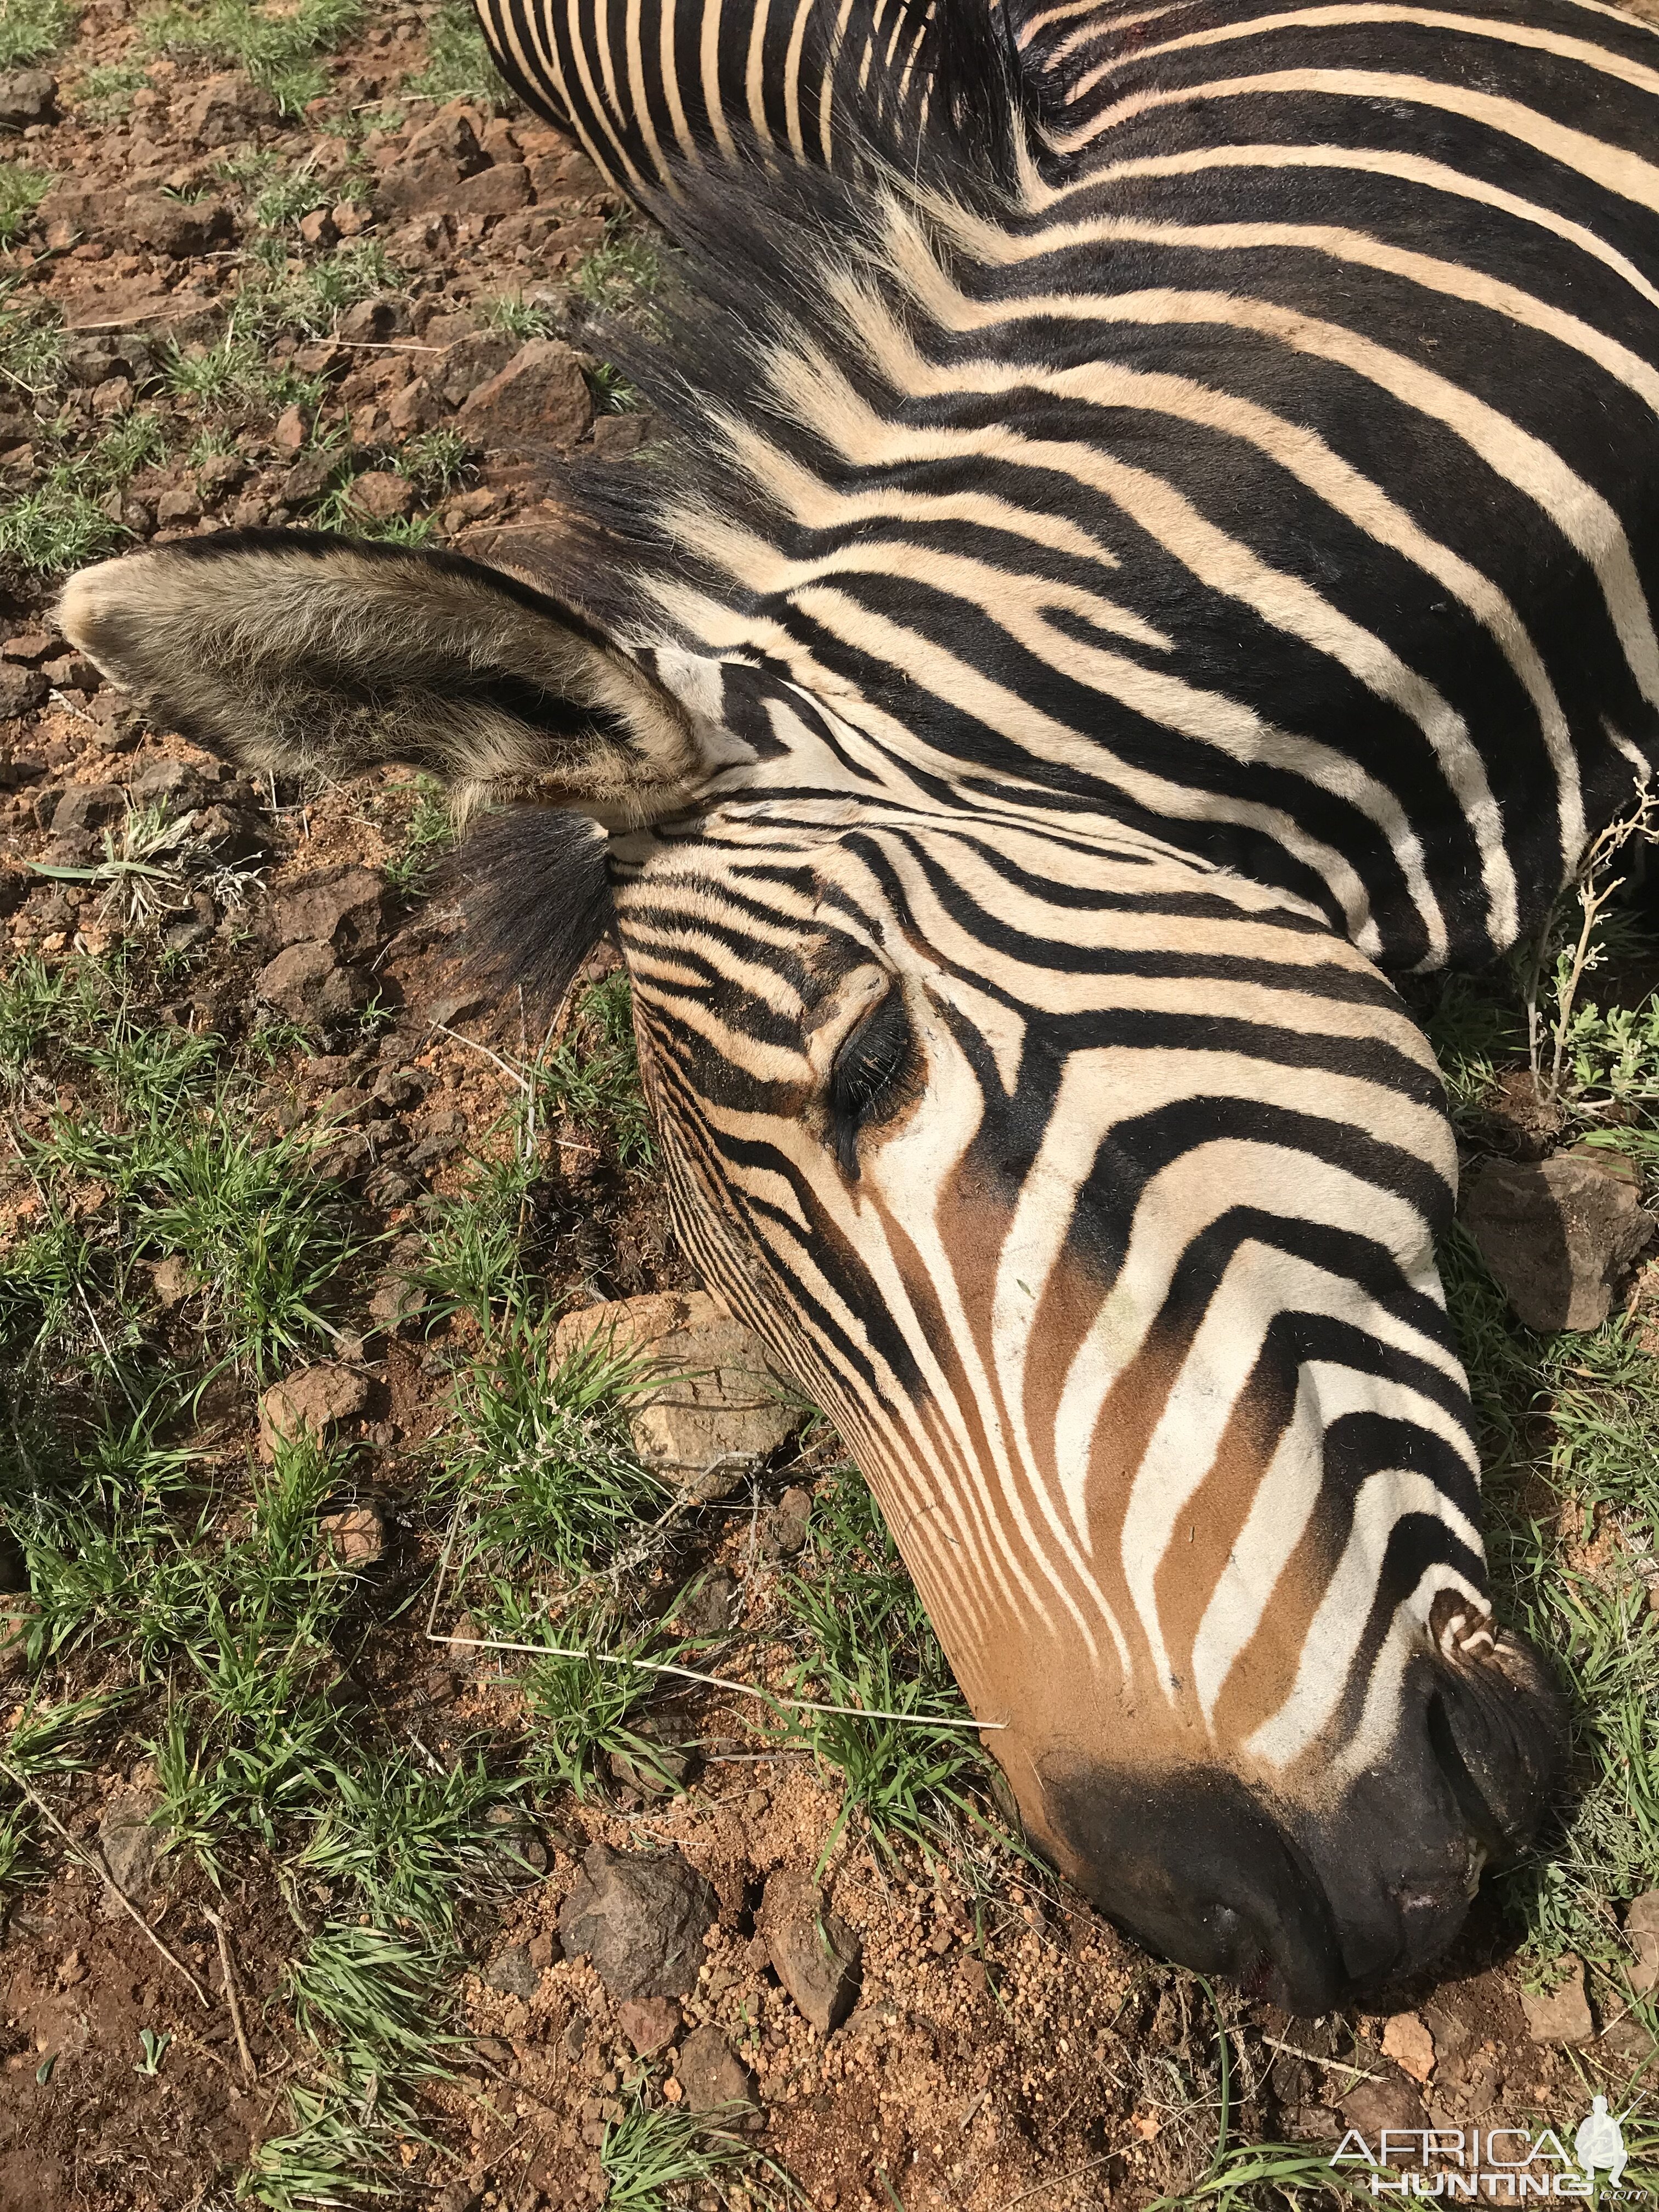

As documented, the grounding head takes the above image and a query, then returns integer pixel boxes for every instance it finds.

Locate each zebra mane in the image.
[521,0,1049,631]
[448,0,1052,1001]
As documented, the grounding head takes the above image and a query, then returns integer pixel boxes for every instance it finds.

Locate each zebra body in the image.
[64,0,1657,2004]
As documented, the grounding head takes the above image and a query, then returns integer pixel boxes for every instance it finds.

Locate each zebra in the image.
[66,0,1659,2010]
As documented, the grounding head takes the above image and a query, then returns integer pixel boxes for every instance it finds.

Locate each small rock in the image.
[483,1944,540,2001]
[436,331,515,409]
[0,69,57,128]
[406,110,484,166]
[1339,2068,1426,2141]
[48,782,123,836]
[553,1291,804,1499]
[257,1362,371,1462]
[675,2024,758,2114]
[256,940,370,1024]
[155,484,201,528]
[339,296,414,344]
[297,206,337,250]
[617,1995,680,2056]
[592,412,652,460]
[452,162,532,218]
[318,1501,388,1568]
[1381,2011,1436,2085]
[272,864,389,957]
[99,1787,167,1900]
[0,663,46,718]
[1421,2002,1469,2060]
[761,1486,814,1559]
[196,453,247,506]
[760,1869,862,2035]
[385,377,443,435]
[557,1842,717,2000]
[458,338,594,453]
[425,984,491,1028]
[272,403,312,456]
[1627,1891,1659,1994]
[280,450,336,507]
[528,1929,558,1969]
[1602,2013,1658,2061]
[1519,1956,1595,2045]
[674,1569,738,1639]
[348,470,416,522]
[371,1064,430,1109]
[180,72,278,143]
[1462,1153,1654,1330]
[125,193,231,259]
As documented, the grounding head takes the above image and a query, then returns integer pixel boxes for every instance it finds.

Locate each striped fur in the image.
[68,0,1659,2002]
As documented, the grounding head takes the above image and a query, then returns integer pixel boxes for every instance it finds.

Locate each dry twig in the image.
[203,1907,257,2084]
[0,1757,210,2007]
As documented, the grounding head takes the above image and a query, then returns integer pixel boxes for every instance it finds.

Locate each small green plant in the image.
[295,1753,526,1932]
[0,410,171,576]
[0,163,52,245]
[537,970,655,1169]
[443,1326,666,1582]
[30,800,198,929]
[484,290,558,342]
[0,0,72,67]
[381,773,454,894]
[574,221,664,314]
[779,1462,988,1859]
[601,2094,775,2209]
[134,2027,172,2074]
[251,166,334,232]
[142,0,365,114]
[74,60,149,118]
[406,0,506,104]
[0,291,65,400]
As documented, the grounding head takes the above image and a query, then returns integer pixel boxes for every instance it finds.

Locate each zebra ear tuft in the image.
[58,529,719,830]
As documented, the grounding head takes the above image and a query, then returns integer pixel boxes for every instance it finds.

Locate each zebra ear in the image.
[58,530,721,829]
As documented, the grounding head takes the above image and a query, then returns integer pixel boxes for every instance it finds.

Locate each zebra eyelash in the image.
[827,986,915,1177]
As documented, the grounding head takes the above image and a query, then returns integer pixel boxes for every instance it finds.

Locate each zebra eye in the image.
[827,987,912,1179]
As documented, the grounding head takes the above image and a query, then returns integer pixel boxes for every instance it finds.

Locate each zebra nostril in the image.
[1037,1761,1345,2016]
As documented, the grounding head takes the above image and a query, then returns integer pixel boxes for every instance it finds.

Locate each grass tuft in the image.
[142,0,364,113]
[0,0,72,67]
[405,0,508,105]
[0,162,51,245]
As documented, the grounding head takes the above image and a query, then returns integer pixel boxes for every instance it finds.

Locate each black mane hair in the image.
[453,0,1043,1011]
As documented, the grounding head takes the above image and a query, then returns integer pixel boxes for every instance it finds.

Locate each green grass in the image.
[0,0,72,67]
[441,1327,667,1584]
[0,410,172,577]
[1425,890,1659,2024]
[72,60,150,119]
[142,0,364,114]
[778,1461,989,1860]
[537,969,656,1169]
[574,221,665,316]
[381,774,455,895]
[405,0,508,105]
[0,956,366,1375]
[0,289,65,400]
[601,2095,777,2209]
[0,162,50,246]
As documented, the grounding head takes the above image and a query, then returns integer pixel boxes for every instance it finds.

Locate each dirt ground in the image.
[1,1,1656,2208]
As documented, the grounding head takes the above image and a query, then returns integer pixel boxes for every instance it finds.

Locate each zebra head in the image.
[60,529,1562,2012]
